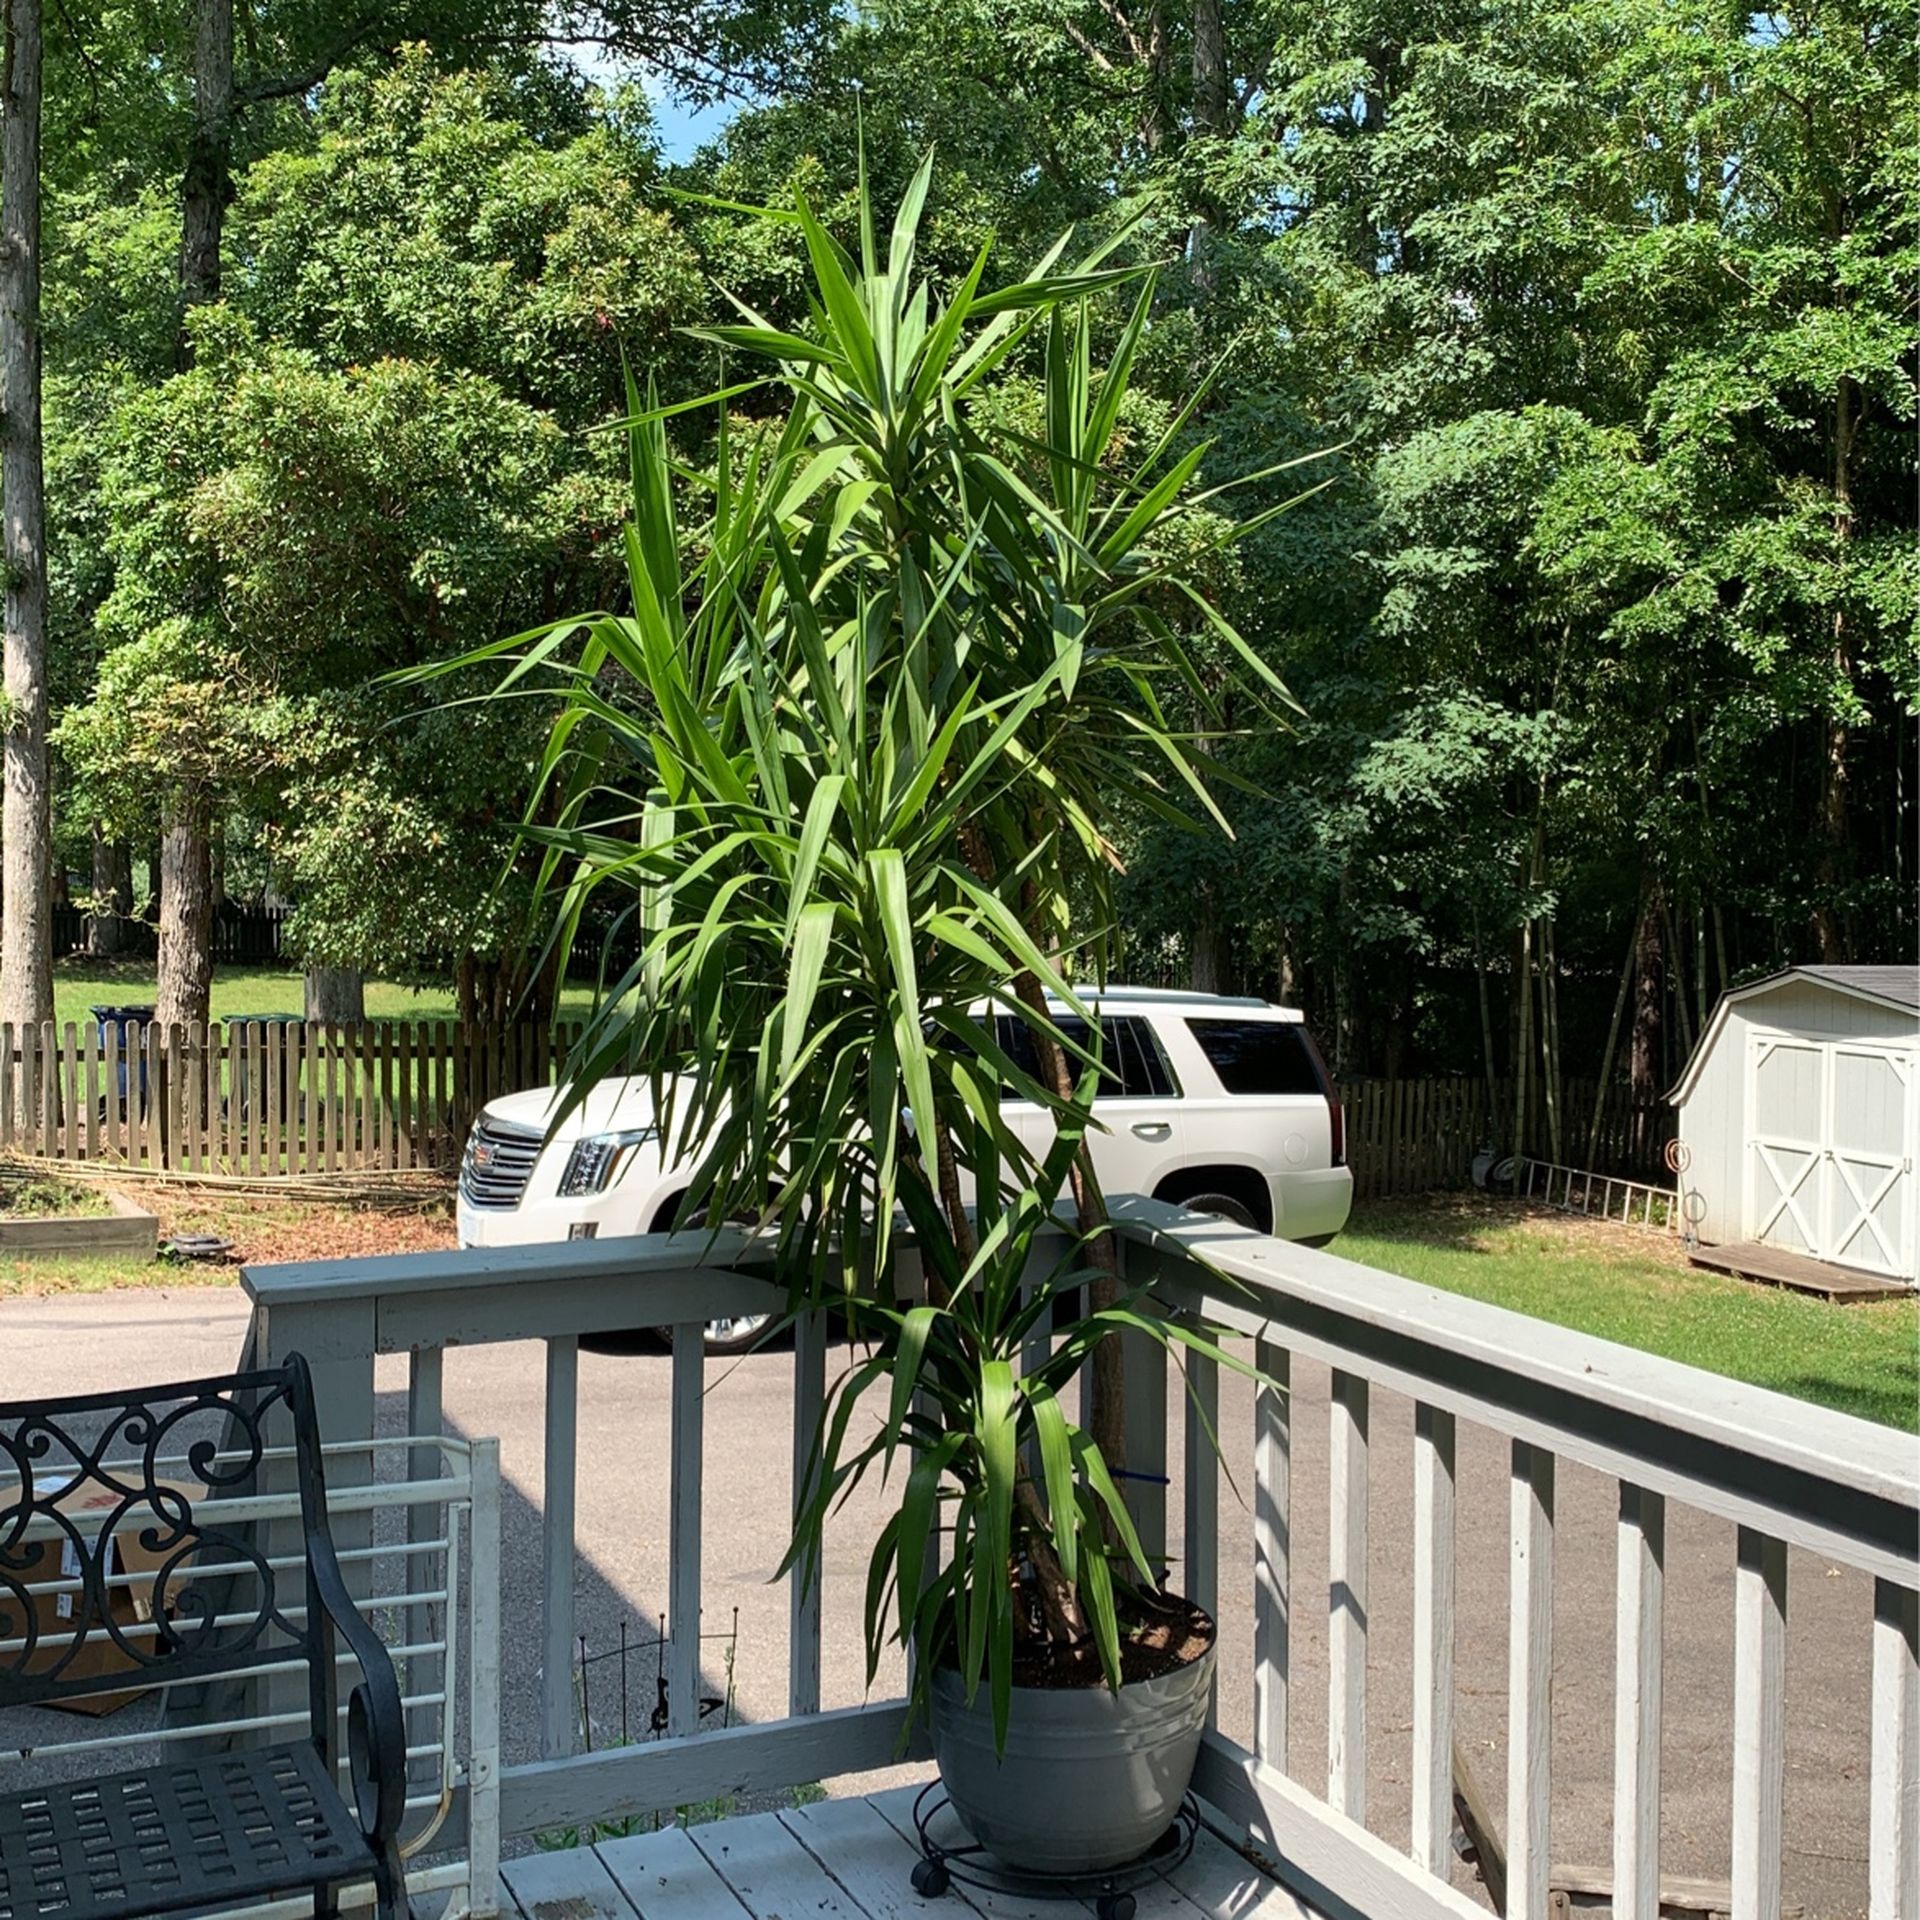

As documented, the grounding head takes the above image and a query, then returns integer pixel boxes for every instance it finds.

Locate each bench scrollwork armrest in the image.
[306,1518,409,1849]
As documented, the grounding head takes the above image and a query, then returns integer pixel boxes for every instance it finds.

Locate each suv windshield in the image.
[1185,1018,1328,1097]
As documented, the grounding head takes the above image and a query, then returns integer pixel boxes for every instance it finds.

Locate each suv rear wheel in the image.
[1178,1191,1259,1230]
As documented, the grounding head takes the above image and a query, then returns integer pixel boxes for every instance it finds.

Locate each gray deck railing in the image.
[239,1203,1918,1920]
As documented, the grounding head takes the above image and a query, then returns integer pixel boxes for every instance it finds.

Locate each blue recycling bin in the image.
[90,1004,155,1103]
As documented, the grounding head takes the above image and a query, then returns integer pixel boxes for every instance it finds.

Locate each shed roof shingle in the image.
[1793,964,1920,1010]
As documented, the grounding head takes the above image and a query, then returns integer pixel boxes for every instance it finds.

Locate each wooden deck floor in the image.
[1691,1238,1912,1301]
[496,1784,1324,1920]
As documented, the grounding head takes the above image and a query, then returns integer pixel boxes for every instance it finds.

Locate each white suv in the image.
[456,989,1352,1349]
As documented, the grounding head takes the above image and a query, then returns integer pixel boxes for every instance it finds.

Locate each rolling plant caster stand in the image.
[907,1782,1199,1920]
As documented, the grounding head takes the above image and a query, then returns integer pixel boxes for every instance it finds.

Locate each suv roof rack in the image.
[1046,985,1277,1010]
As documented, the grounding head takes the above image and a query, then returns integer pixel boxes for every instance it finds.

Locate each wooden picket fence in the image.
[0,1018,1675,1193]
[1337,1072,1673,1199]
[0,1018,576,1176]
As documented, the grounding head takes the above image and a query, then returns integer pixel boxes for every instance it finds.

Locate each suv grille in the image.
[460,1114,545,1210]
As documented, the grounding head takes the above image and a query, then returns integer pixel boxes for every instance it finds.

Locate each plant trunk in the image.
[86,829,133,958]
[304,966,365,1025]
[1011,968,1127,1482]
[0,0,52,1039]
[155,801,214,1029]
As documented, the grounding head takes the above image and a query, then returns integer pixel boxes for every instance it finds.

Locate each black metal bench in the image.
[0,1355,411,1920]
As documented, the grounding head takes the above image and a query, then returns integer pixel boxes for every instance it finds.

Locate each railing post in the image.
[1613,1484,1665,1920]
[1508,1440,1555,1920]
[1328,1369,1369,1822]
[1411,1402,1455,1875]
[1871,1578,1919,1920]
[1732,1527,1787,1920]
[790,1309,826,1718]
[669,1321,706,1738]
[1253,1337,1291,1775]
[541,1334,579,1760]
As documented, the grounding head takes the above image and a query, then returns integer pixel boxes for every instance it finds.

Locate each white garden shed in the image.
[1671,964,1918,1285]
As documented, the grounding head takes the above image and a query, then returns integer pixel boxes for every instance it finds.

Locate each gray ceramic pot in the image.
[927,1629,1217,1876]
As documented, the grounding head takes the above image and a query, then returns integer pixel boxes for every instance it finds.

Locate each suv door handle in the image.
[1131,1121,1172,1139]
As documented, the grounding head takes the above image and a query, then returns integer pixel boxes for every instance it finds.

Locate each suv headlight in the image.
[558,1128,659,1197]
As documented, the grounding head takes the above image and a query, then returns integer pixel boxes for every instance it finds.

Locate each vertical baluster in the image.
[1613,1485,1665,1920]
[541,1335,579,1760]
[1253,1338,1291,1774]
[468,1437,503,1919]
[669,1321,705,1738]
[408,1344,447,1785]
[1328,1369,1369,1822]
[1183,1342,1220,1728]
[1412,1402,1456,1873]
[1508,1441,1555,1920]
[1732,1528,1787,1920]
[790,1310,826,1718]
[1120,1324,1170,1574]
[1870,1579,1919,1920]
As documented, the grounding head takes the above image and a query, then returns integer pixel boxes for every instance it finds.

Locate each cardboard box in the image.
[4,1477,193,1715]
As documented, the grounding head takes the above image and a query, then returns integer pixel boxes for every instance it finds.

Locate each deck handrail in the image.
[238,1205,1918,1920]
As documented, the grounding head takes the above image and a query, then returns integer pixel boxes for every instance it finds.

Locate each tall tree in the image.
[0,0,52,1037]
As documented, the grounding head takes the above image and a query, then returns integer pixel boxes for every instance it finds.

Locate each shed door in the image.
[1747,1033,1915,1280]
[1823,1044,1914,1278]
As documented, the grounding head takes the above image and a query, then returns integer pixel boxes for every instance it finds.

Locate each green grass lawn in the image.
[1344,1195,1919,1429]
[45,958,603,1032]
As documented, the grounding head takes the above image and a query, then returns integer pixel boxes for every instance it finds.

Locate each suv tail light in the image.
[1298,1027,1345,1166]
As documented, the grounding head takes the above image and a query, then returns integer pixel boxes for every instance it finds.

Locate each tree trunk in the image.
[1189,898,1229,995]
[1192,0,1227,131]
[176,0,231,353]
[304,966,364,1025]
[1811,373,1856,963]
[1629,886,1664,1161]
[0,0,52,1037]
[86,829,133,958]
[1585,897,1642,1169]
[150,0,231,1025]
[155,802,214,1029]
[1513,918,1533,1160]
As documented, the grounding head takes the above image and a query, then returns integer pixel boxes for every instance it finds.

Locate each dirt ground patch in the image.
[0,1179,457,1295]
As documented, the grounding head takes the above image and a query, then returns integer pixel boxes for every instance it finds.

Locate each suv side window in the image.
[1185,1018,1326,1096]
[996,1014,1181,1100]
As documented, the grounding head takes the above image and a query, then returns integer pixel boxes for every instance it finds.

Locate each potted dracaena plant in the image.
[429,154,1324,1874]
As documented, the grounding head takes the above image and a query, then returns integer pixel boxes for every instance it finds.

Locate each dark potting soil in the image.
[1006,1592,1215,1690]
